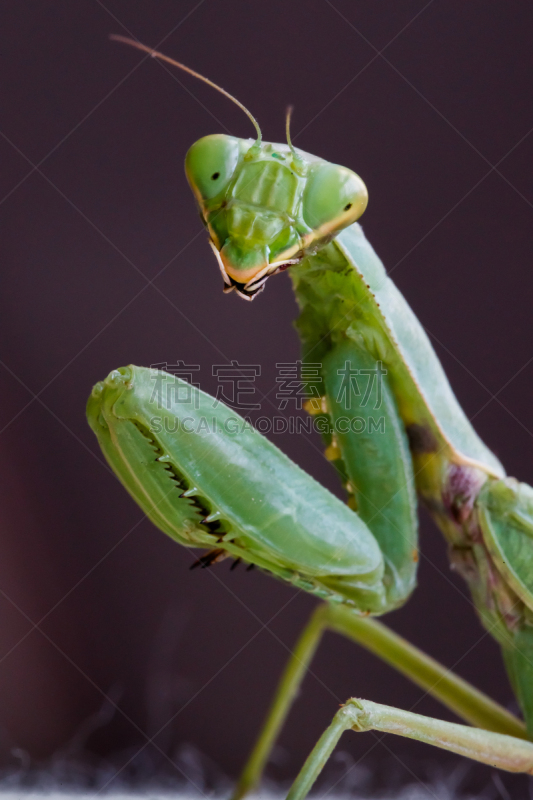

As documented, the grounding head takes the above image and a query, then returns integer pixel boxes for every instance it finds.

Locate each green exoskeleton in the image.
[90,37,533,796]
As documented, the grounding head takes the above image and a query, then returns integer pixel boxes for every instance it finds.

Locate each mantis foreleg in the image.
[322,341,418,608]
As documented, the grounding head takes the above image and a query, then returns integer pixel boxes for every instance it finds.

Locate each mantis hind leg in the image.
[231,605,329,800]
[286,699,533,800]
[232,604,524,799]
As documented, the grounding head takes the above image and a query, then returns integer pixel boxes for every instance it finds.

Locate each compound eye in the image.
[185,134,242,202]
[302,162,368,231]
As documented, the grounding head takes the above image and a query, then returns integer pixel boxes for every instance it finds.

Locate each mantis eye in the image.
[302,162,368,231]
[185,134,242,202]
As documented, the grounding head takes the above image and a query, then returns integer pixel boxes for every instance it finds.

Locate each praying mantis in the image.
[88,37,533,797]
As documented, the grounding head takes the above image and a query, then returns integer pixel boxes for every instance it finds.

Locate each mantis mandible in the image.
[88,37,533,797]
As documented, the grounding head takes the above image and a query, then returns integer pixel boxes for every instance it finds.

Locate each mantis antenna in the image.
[285,105,306,174]
[110,35,262,151]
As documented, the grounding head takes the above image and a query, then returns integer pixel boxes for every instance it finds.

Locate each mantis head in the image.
[185,133,368,298]
[112,36,368,299]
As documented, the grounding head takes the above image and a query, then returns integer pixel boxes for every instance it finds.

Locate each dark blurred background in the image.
[1,0,533,794]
